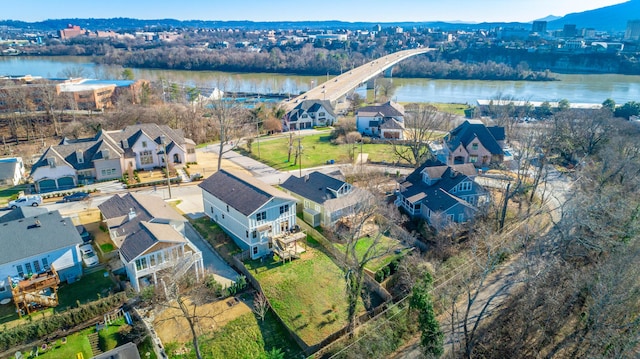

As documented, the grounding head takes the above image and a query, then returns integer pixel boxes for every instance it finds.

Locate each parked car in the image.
[63,192,90,202]
[76,225,92,243]
[79,244,98,267]
[8,195,42,209]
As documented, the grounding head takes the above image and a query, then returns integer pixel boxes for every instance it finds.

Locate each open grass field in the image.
[244,241,359,346]
[165,310,302,359]
[241,133,408,170]
[57,270,116,311]
[334,235,411,273]
[0,184,27,206]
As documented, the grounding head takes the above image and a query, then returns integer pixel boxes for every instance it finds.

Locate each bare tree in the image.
[205,97,251,170]
[252,291,269,321]
[393,104,452,167]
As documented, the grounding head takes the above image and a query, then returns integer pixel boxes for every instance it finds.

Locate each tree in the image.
[602,98,616,112]
[614,101,640,120]
[393,104,451,167]
[252,291,269,321]
[348,93,365,115]
[375,78,396,103]
[58,65,88,79]
[145,257,211,359]
[205,97,251,170]
[410,272,444,357]
[121,68,135,80]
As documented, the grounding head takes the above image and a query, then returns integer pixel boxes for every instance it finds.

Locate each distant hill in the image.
[535,15,562,22]
[548,0,640,32]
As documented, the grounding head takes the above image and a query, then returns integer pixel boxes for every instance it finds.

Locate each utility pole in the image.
[161,135,172,199]
[256,121,261,159]
[298,136,303,177]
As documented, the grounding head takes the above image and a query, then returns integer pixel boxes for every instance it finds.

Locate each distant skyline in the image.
[1,0,630,23]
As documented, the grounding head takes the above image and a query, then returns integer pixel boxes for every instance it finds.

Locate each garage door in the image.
[38,179,57,193]
[57,176,75,190]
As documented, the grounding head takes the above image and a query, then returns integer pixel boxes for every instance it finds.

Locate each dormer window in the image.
[76,150,84,164]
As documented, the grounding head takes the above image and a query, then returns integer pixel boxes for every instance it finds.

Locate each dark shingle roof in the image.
[0,161,19,181]
[357,101,405,118]
[280,171,347,205]
[445,119,504,155]
[287,100,336,122]
[199,169,294,216]
[119,219,156,262]
[0,206,49,224]
[98,193,153,222]
[0,210,82,265]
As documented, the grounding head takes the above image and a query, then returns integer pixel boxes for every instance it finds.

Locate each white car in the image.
[79,244,99,267]
[9,195,42,209]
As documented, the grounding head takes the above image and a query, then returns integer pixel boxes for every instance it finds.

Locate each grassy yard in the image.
[57,270,116,311]
[244,242,358,346]
[428,103,473,116]
[334,235,411,273]
[241,133,407,170]
[190,217,242,259]
[0,184,27,206]
[167,311,302,359]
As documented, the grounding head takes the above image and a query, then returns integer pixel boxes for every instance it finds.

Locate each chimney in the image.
[34,219,41,227]
[304,174,309,182]
[128,208,136,221]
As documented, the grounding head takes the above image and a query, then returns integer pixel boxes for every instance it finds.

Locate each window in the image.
[458,213,465,222]
[268,242,273,249]
[101,168,117,177]
[33,260,41,273]
[472,143,478,150]
[142,141,148,148]
[246,230,249,238]
[252,247,258,255]
[304,200,310,208]
[135,258,148,271]
[187,148,195,154]
[253,230,257,238]
[42,258,49,270]
[315,204,321,212]
[150,255,156,267]
[470,155,478,163]
[210,206,214,214]
[279,204,289,214]
[222,214,225,219]
[226,205,229,212]
[447,214,454,223]
[319,112,325,116]
[140,150,154,165]
[16,265,24,277]
[25,262,33,275]
[157,253,164,265]
[256,211,266,221]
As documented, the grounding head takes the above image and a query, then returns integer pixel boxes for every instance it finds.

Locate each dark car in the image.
[76,225,92,243]
[63,192,90,202]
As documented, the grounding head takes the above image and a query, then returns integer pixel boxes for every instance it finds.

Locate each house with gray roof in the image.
[438,119,506,167]
[98,193,203,292]
[285,100,336,131]
[0,209,83,300]
[0,157,25,186]
[356,101,405,139]
[30,123,196,192]
[395,160,489,230]
[280,171,372,227]
[199,169,301,260]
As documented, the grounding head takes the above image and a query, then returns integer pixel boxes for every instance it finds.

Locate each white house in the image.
[0,208,84,300]
[285,100,337,131]
[356,101,405,139]
[0,157,25,186]
[98,193,204,292]
[199,169,302,260]
[30,123,197,192]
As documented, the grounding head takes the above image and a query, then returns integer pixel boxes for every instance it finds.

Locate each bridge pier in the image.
[383,65,394,78]
[366,78,376,90]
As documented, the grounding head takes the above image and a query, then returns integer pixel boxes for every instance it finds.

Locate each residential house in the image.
[98,193,203,292]
[356,101,405,139]
[199,169,303,260]
[0,157,24,186]
[285,100,337,130]
[0,208,83,302]
[279,171,371,227]
[438,119,506,167]
[395,160,488,229]
[30,123,196,192]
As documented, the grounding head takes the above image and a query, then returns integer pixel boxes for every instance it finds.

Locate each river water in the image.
[1,56,639,105]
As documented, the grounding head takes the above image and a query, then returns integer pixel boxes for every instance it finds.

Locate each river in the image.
[1,56,639,105]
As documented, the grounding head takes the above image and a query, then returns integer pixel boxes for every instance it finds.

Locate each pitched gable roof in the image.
[287,100,336,122]
[119,221,185,262]
[357,101,405,118]
[445,119,504,155]
[199,169,295,216]
[280,171,348,205]
[0,206,49,224]
[0,210,82,265]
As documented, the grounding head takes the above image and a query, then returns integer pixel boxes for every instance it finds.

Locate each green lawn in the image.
[334,235,410,273]
[168,311,302,359]
[428,103,473,116]
[244,242,359,346]
[0,184,27,206]
[190,217,243,260]
[242,133,407,170]
[100,243,115,253]
[32,326,93,359]
[57,270,116,311]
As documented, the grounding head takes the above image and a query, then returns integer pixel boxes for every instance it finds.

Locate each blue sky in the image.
[2,0,629,23]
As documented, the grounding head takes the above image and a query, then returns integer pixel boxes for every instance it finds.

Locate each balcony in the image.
[271,230,307,262]
[10,267,60,317]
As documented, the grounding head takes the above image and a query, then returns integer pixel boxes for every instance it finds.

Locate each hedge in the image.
[0,292,127,352]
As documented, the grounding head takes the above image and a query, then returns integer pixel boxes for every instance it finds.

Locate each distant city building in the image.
[563,24,578,38]
[532,21,547,34]
[624,19,640,41]
[58,24,85,40]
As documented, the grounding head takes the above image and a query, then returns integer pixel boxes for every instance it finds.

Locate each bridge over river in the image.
[282,48,434,111]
